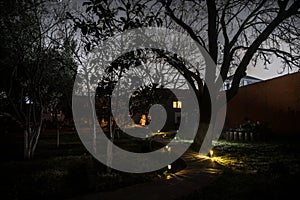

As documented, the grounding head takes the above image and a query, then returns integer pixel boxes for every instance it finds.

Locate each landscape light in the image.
[209,150,214,157]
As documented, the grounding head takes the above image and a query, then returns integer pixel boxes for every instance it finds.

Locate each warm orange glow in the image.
[101,118,108,127]
[140,114,146,126]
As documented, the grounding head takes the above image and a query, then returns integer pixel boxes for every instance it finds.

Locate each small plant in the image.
[226,120,271,141]
[236,121,269,134]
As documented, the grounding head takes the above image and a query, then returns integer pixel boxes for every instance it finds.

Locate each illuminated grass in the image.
[212,140,300,174]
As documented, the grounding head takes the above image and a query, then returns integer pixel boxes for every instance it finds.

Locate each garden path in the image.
[71,150,223,200]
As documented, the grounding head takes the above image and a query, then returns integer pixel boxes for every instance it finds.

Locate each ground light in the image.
[209,150,214,157]
[168,164,172,170]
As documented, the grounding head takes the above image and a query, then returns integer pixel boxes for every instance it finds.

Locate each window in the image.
[173,101,182,108]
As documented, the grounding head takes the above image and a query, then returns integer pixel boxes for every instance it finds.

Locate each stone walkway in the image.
[71,151,223,200]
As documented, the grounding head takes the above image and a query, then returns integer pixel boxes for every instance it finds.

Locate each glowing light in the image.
[168,164,171,170]
[209,150,214,157]
[140,114,146,126]
[173,101,177,108]
[173,101,182,108]
[177,101,182,108]
[165,145,171,152]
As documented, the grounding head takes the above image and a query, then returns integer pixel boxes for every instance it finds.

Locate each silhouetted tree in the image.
[70,0,300,152]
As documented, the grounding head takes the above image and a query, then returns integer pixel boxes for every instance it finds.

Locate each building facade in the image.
[225,72,300,135]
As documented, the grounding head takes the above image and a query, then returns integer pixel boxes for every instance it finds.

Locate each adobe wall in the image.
[225,72,300,135]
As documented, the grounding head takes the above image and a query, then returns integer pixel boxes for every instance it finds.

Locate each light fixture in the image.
[209,150,214,157]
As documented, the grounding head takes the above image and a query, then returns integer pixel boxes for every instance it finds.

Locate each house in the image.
[94,87,189,133]
[128,88,185,131]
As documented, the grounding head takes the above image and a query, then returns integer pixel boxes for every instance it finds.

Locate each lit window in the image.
[177,101,182,108]
[173,101,177,108]
[173,101,182,108]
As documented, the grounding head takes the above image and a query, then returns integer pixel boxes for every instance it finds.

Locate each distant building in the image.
[129,88,186,131]
[78,72,300,136]
[94,88,191,132]
[223,75,262,90]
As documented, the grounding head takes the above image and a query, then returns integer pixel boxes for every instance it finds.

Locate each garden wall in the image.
[225,72,300,135]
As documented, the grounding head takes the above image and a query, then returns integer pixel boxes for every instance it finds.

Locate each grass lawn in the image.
[2,129,300,200]
[180,139,300,200]
[0,129,185,200]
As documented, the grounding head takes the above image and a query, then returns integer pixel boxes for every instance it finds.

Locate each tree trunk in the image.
[24,123,42,159]
[24,129,30,159]
[31,123,42,157]
[190,85,212,152]
[190,122,210,152]
[106,95,113,174]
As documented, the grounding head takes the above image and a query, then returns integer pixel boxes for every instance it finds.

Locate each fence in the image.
[220,130,261,142]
